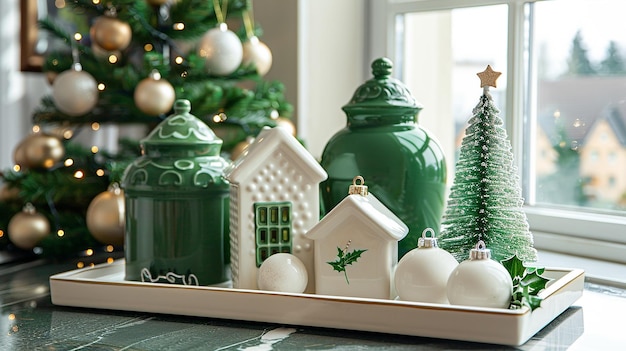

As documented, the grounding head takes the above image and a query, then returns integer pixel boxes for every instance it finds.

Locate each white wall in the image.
[0,0,49,169]
[0,0,368,168]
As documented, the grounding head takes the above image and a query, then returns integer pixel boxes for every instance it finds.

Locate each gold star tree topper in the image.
[477,65,502,89]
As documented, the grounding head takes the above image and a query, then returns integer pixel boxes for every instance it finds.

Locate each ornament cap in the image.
[469,240,491,260]
[348,176,368,196]
[418,228,439,248]
[22,202,36,215]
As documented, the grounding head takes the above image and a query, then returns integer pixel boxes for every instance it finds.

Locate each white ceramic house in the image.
[305,178,408,299]
[224,127,327,293]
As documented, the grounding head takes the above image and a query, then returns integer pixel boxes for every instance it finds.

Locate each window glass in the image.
[530,0,626,212]
[254,202,292,266]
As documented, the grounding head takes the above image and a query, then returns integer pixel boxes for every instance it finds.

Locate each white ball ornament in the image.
[242,36,273,76]
[257,253,308,293]
[134,70,176,116]
[198,23,243,76]
[446,241,513,309]
[394,228,458,304]
[52,63,99,116]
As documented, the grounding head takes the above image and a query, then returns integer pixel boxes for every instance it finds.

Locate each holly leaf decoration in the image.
[501,254,551,311]
[327,246,367,284]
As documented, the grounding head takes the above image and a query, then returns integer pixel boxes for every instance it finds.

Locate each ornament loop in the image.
[348,176,368,196]
[418,228,438,248]
[469,240,491,260]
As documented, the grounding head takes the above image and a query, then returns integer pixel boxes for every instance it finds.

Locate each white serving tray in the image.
[50,260,584,346]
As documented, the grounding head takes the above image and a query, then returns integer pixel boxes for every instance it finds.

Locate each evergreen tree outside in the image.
[565,30,596,76]
[0,0,292,258]
[599,41,626,75]
[438,66,537,263]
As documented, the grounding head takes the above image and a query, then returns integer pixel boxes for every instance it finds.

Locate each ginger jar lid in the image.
[141,99,223,157]
[342,57,423,126]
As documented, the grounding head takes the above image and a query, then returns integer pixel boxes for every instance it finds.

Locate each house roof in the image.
[537,76,626,146]
[305,193,408,241]
[223,126,328,184]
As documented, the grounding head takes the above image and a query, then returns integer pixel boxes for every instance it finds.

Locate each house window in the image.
[254,202,292,267]
[373,0,626,263]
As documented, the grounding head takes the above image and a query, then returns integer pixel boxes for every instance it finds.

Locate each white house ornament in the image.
[394,228,458,304]
[242,36,273,76]
[306,176,408,299]
[134,70,176,116]
[8,203,50,250]
[224,126,328,293]
[446,241,513,309]
[198,23,243,76]
[52,63,99,117]
[257,253,308,293]
[86,183,125,246]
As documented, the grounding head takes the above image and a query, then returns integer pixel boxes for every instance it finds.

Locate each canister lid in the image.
[342,58,422,126]
[141,99,223,156]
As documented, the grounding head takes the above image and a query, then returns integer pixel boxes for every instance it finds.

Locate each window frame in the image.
[369,0,626,263]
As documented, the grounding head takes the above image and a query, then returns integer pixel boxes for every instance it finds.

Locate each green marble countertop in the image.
[0,254,624,350]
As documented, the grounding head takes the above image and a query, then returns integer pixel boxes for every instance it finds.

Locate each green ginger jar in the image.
[122,99,230,286]
[320,58,447,258]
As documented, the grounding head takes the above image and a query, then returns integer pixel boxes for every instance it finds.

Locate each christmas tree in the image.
[438,65,537,263]
[0,0,293,259]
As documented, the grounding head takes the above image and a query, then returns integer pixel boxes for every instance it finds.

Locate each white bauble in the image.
[198,23,243,76]
[52,64,99,116]
[446,241,513,309]
[257,253,308,293]
[242,36,273,76]
[394,229,458,304]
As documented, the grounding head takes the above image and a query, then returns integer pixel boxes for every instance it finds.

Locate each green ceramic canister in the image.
[122,99,230,286]
[320,58,447,258]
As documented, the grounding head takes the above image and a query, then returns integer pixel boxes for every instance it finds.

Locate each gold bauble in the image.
[134,70,176,116]
[86,183,125,246]
[13,138,29,169]
[8,203,50,250]
[276,117,296,136]
[21,133,65,169]
[242,36,273,76]
[145,0,170,6]
[0,184,20,202]
[91,15,132,51]
[230,137,254,160]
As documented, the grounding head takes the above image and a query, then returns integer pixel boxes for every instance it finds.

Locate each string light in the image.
[91,146,99,153]
[108,55,118,64]
[43,159,55,168]
[173,23,185,30]
[63,130,73,139]
[98,83,106,91]
[107,257,115,264]
[270,110,279,119]
[91,122,100,131]
[74,170,84,179]
[106,245,114,252]
[144,43,153,52]
[212,112,227,123]
[77,262,85,268]
[96,169,105,176]
[74,33,82,41]
[13,165,20,172]
[64,158,74,167]
[85,248,94,256]
[32,125,40,133]
[0,229,4,238]
[92,0,100,4]
[8,314,15,321]
[55,0,66,9]
[175,56,184,64]
[57,229,65,237]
